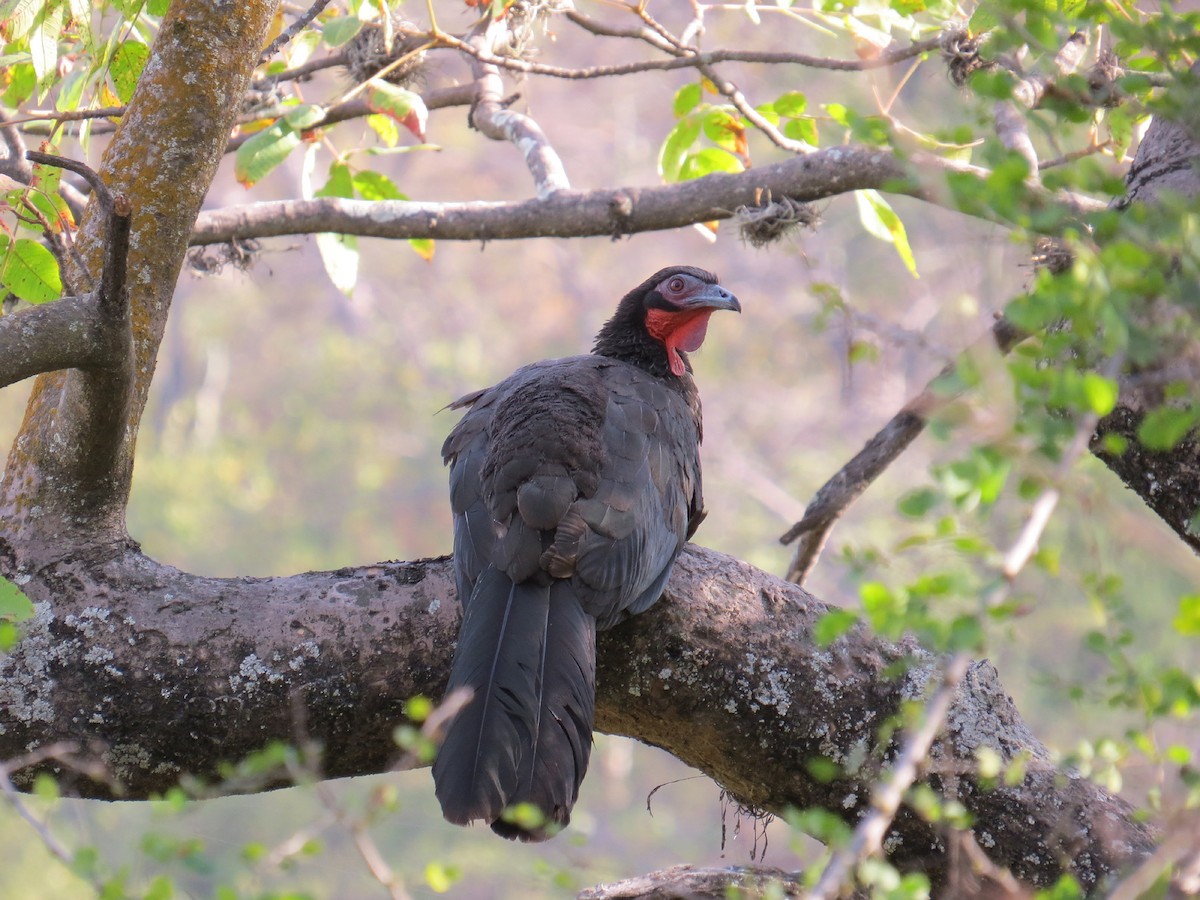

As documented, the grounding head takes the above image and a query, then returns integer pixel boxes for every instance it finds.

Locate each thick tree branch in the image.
[0,543,1152,893]
[190,147,1106,246]
[0,297,117,388]
[580,864,804,899]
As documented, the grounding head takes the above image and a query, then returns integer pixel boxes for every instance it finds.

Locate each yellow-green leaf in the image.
[855,189,919,278]
[110,40,150,104]
[234,122,302,187]
[0,577,34,622]
[0,236,63,304]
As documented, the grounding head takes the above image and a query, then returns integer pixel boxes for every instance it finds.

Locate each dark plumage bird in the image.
[432,266,740,840]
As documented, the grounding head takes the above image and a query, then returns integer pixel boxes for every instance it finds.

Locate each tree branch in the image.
[780,317,1027,584]
[190,147,1106,247]
[260,0,334,62]
[0,2,278,560]
[0,543,1153,893]
[0,297,116,388]
[464,16,570,198]
[435,28,952,78]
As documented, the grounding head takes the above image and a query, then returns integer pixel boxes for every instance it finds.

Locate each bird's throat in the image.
[645,308,714,377]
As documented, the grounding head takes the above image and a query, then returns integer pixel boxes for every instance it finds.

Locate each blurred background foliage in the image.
[1,0,1198,896]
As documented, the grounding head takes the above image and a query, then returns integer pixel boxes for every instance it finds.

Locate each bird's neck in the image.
[592,319,690,383]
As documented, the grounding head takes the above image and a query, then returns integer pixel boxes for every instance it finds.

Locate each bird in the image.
[432,265,740,840]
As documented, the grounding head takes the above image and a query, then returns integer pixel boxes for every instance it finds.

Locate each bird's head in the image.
[593,266,741,378]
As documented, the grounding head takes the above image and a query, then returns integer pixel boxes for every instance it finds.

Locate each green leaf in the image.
[814,609,859,647]
[1173,595,1200,636]
[1,0,42,41]
[1081,373,1118,416]
[367,83,428,140]
[0,236,63,304]
[408,238,434,261]
[368,112,400,147]
[678,147,744,180]
[30,0,65,100]
[110,40,150,104]
[1137,406,1198,450]
[773,91,808,117]
[658,116,701,182]
[968,0,1001,34]
[783,117,819,146]
[322,16,363,47]
[855,190,919,278]
[673,82,702,117]
[425,861,462,894]
[0,577,34,622]
[700,107,742,151]
[284,103,326,131]
[55,66,88,112]
[2,61,37,106]
[234,122,302,187]
[352,170,406,201]
[316,161,355,199]
[144,876,174,900]
[898,487,940,518]
[825,103,850,126]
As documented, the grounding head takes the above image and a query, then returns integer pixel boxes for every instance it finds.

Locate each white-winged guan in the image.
[432,266,740,840]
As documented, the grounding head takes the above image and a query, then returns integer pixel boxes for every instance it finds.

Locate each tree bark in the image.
[0,0,278,562]
[0,541,1154,893]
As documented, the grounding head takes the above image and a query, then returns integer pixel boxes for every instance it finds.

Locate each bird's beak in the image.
[682,284,741,313]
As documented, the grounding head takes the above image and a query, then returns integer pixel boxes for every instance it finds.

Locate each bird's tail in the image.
[432,567,596,841]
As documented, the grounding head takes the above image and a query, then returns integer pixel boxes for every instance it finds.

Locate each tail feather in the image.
[433,569,597,841]
[495,582,595,840]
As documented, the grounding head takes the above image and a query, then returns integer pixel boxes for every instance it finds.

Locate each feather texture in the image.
[433,268,737,840]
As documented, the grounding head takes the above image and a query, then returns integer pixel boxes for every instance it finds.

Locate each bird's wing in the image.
[539,360,702,629]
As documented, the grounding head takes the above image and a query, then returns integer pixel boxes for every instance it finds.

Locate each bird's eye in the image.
[667,277,686,293]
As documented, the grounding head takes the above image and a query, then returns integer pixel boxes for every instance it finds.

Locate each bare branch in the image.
[260,0,334,62]
[0,297,114,388]
[781,317,1027,584]
[435,27,951,78]
[580,864,804,899]
[464,16,570,197]
[252,51,350,88]
[191,147,1106,247]
[0,110,33,183]
[563,8,680,53]
[25,151,114,212]
[1108,813,1200,900]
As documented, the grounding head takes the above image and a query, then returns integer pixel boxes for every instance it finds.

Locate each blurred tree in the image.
[0,0,1197,897]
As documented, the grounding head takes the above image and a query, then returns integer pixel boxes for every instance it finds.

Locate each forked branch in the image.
[0,154,133,390]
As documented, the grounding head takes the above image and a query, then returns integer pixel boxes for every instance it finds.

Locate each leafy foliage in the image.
[1,0,1199,896]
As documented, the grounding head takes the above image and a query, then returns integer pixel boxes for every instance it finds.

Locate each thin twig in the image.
[809,651,973,899]
[252,50,350,88]
[260,0,334,61]
[1107,813,1200,900]
[1040,139,1116,169]
[25,151,114,214]
[433,30,948,79]
[0,743,111,892]
[810,373,1120,896]
[781,316,1027,585]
